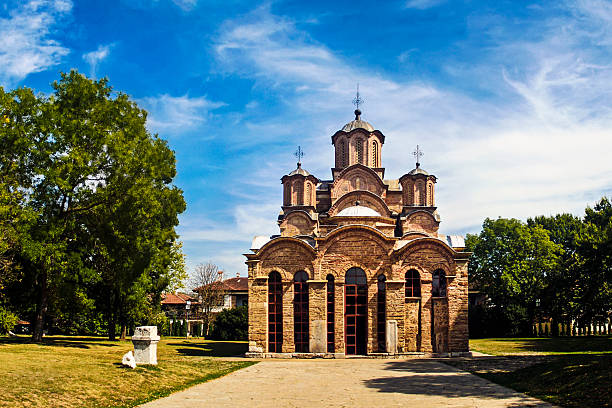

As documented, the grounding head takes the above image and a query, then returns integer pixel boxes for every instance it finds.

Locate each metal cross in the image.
[294,146,304,164]
[352,83,364,110]
[412,145,423,167]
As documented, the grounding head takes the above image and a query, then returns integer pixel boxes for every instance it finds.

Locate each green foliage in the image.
[468,217,561,335]
[210,306,248,341]
[0,71,185,340]
[180,319,187,337]
[0,307,18,334]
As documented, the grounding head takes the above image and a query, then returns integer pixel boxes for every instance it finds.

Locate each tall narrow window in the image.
[341,140,347,167]
[372,141,378,167]
[295,182,303,206]
[418,181,425,205]
[326,274,335,353]
[405,269,421,298]
[356,139,364,164]
[432,270,447,297]
[283,183,291,206]
[268,271,283,352]
[294,271,309,352]
[377,275,386,352]
[428,184,433,206]
[305,183,311,206]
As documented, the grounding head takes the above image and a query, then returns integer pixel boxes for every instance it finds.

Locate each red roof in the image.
[161,293,196,305]
[221,277,248,291]
[194,277,248,292]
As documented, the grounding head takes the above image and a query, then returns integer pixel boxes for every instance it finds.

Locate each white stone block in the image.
[386,320,398,355]
[122,350,136,369]
[132,325,161,365]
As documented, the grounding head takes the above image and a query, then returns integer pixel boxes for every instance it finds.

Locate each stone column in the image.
[308,280,327,353]
[132,326,160,365]
[248,277,267,354]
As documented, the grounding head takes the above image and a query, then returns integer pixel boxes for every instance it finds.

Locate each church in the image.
[245,107,470,357]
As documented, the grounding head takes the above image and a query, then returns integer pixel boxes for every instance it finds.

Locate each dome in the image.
[408,166,429,176]
[337,205,381,217]
[288,163,311,176]
[341,109,374,132]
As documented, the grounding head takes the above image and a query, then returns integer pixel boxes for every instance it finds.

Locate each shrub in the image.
[210,306,247,341]
[0,307,19,335]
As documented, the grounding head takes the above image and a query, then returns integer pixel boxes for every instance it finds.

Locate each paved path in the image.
[140,359,554,408]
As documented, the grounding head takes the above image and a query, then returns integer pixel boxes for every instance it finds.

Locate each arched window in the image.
[418,181,425,206]
[268,271,283,352]
[326,274,335,353]
[377,275,386,352]
[283,183,291,206]
[356,139,364,164]
[341,140,347,167]
[345,267,367,355]
[372,141,378,167]
[405,269,421,298]
[432,269,447,297]
[305,183,311,206]
[294,271,309,352]
[295,182,303,206]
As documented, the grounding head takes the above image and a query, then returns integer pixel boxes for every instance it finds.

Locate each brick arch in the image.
[404,210,440,234]
[281,211,316,236]
[318,225,394,280]
[258,238,316,281]
[331,164,386,199]
[327,190,392,217]
[392,237,457,270]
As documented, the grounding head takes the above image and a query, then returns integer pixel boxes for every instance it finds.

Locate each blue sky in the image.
[2,0,611,278]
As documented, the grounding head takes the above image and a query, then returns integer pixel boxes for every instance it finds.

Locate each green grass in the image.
[470,336,612,355]
[0,336,255,408]
[445,336,612,408]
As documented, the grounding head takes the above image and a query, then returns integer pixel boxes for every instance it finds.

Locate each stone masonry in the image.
[245,109,471,357]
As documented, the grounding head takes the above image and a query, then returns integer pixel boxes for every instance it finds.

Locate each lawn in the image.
[0,336,254,408]
[446,336,612,408]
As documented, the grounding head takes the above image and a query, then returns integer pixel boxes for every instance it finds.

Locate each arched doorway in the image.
[345,267,367,355]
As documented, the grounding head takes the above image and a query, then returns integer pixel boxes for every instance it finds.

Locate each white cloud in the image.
[138,94,225,136]
[0,0,72,86]
[82,44,113,78]
[172,0,197,11]
[405,0,446,10]
[211,3,612,246]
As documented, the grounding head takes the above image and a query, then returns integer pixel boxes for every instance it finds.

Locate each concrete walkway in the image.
[140,359,554,408]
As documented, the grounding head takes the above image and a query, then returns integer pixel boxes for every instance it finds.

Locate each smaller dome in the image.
[337,205,381,217]
[341,109,374,132]
[288,163,311,176]
[408,167,429,176]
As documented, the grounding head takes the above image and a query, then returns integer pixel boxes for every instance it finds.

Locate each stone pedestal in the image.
[310,320,327,353]
[132,326,160,365]
[386,320,398,355]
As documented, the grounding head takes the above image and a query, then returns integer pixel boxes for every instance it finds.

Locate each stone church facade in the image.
[245,109,470,357]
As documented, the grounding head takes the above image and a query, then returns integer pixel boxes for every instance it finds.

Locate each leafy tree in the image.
[527,214,583,334]
[210,306,248,341]
[467,218,561,335]
[0,71,185,341]
[574,198,612,328]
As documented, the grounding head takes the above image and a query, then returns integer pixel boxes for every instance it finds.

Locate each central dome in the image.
[337,205,381,217]
[341,109,374,132]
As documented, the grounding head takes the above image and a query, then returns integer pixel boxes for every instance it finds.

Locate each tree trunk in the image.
[108,312,116,341]
[32,271,48,343]
[120,324,127,340]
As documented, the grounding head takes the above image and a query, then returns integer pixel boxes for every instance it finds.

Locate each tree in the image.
[467,218,561,335]
[190,262,225,337]
[527,214,583,334]
[574,198,612,329]
[0,71,185,341]
[210,305,248,341]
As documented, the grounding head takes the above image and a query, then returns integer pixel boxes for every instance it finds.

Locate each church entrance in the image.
[345,268,367,355]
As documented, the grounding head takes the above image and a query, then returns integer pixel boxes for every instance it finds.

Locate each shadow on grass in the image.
[0,335,119,349]
[362,360,550,407]
[167,341,247,357]
[480,336,612,354]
